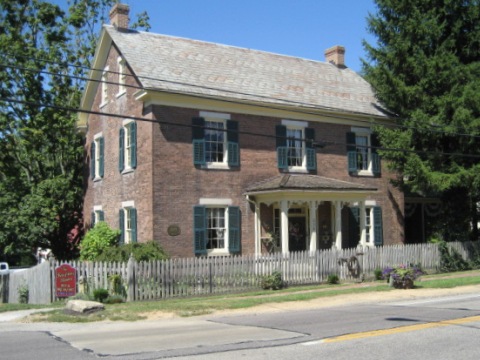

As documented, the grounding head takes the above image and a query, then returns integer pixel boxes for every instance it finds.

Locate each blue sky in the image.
[58,0,379,73]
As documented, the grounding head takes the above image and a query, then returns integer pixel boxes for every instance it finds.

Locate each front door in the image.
[288,216,307,252]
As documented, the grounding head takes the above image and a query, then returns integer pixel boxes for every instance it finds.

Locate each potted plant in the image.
[383,264,424,289]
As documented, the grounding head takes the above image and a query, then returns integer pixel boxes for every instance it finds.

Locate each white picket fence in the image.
[1,241,479,304]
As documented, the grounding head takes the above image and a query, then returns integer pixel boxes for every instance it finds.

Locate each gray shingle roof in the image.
[105,26,388,117]
[245,175,377,194]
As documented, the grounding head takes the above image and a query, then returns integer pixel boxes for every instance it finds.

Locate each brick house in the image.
[79,4,404,258]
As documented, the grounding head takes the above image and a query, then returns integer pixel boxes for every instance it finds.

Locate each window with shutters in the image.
[192,112,239,169]
[119,202,137,244]
[100,66,109,107]
[91,206,104,228]
[276,120,316,172]
[90,133,104,180]
[350,205,383,247]
[347,127,380,176]
[117,57,126,97]
[193,204,240,255]
[119,120,137,173]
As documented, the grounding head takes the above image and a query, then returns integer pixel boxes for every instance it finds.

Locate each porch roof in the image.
[244,174,377,194]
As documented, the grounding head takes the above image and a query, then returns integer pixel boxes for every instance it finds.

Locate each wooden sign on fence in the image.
[55,264,76,298]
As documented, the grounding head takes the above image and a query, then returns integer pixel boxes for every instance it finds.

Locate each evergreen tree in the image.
[0,0,149,264]
[363,0,480,241]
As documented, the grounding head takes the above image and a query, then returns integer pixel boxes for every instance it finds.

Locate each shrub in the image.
[373,268,383,281]
[327,274,339,285]
[95,241,169,262]
[261,271,284,290]
[18,284,29,304]
[438,241,470,272]
[68,292,92,301]
[92,288,109,303]
[80,222,120,261]
[104,295,125,304]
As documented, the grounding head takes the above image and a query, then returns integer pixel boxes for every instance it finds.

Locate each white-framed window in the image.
[193,200,240,255]
[350,203,383,247]
[90,133,104,180]
[192,112,239,169]
[119,201,137,244]
[91,206,104,227]
[119,119,137,172]
[100,66,109,107]
[347,127,380,176]
[277,120,316,172]
[117,56,126,97]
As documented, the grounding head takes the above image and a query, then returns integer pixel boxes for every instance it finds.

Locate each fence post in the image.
[127,255,136,302]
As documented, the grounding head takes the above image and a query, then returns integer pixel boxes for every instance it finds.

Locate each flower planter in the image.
[392,278,414,289]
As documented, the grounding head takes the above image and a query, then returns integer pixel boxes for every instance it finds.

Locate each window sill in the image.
[116,91,126,99]
[201,163,231,170]
[99,101,109,108]
[121,168,135,175]
[93,176,103,182]
[207,250,230,256]
[283,167,309,174]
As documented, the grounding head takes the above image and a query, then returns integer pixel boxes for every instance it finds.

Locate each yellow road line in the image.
[322,315,480,343]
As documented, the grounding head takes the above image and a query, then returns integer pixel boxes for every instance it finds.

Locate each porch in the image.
[244,174,379,255]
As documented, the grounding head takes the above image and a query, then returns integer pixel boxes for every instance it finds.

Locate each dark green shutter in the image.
[98,210,104,222]
[276,125,287,147]
[228,206,241,253]
[99,137,104,178]
[349,207,360,247]
[192,117,206,165]
[227,120,239,166]
[346,132,357,173]
[119,209,125,245]
[130,122,137,169]
[276,125,287,169]
[193,205,207,255]
[371,134,381,176]
[130,208,137,243]
[119,128,125,172]
[90,142,96,179]
[305,128,316,171]
[91,211,96,227]
[373,206,383,246]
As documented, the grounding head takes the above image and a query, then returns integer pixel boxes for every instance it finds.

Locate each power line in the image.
[3,52,480,140]
[3,96,480,160]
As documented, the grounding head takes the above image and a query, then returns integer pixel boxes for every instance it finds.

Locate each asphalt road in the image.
[1,290,479,359]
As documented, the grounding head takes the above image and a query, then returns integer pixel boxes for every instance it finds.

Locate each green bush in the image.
[261,271,284,290]
[438,241,470,272]
[93,288,109,303]
[373,268,383,281]
[96,241,169,262]
[68,292,92,301]
[18,284,29,304]
[80,222,120,261]
[104,295,125,304]
[327,274,340,285]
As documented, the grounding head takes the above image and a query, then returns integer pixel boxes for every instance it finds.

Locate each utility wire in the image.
[3,53,480,139]
[3,96,480,160]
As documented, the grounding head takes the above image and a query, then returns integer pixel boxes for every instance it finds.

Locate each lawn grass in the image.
[4,270,479,323]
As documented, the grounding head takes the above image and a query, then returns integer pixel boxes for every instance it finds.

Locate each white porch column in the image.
[254,202,261,256]
[309,201,318,253]
[359,200,366,247]
[334,201,342,249]
[280,200,289,255]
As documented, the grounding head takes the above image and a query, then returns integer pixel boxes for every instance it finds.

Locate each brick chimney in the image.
[325,45,346,68]
[109,3,130,29]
